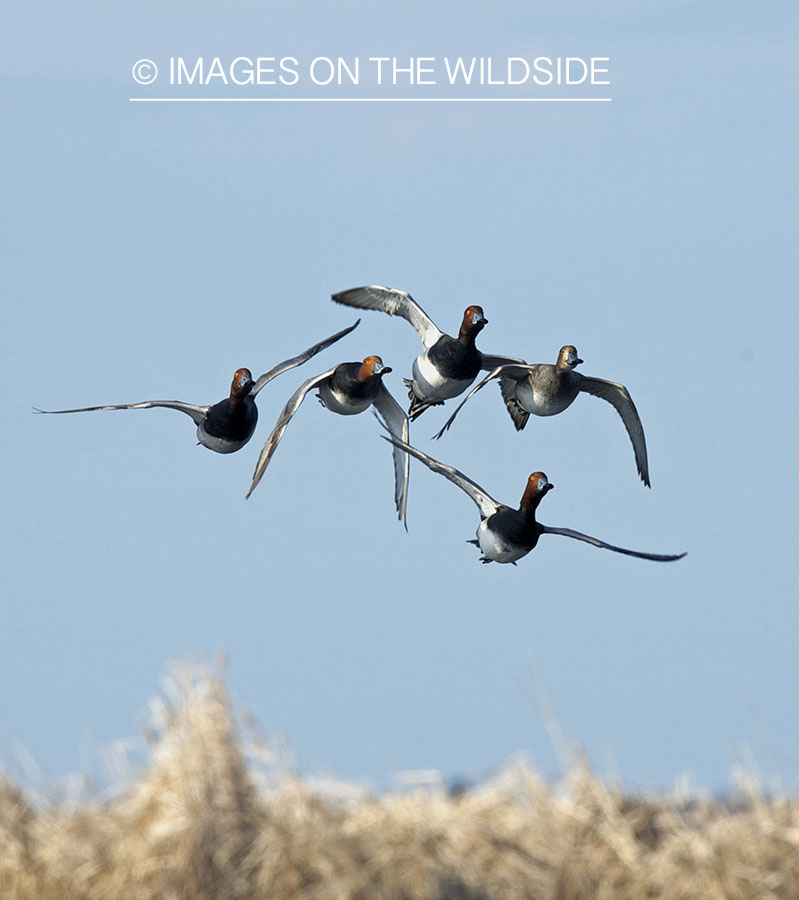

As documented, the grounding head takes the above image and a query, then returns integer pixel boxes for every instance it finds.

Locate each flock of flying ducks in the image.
[36,285,685,566]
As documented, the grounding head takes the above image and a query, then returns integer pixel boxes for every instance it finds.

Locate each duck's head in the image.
[230,368,255,400]
[459,305,488,339]
[556,346,583,370]
[520,472,554,511]
[358,355,392,381]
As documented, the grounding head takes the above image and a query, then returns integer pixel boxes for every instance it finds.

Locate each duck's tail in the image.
[404,378,444,421]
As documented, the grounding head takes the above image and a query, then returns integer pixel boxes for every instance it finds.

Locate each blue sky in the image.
[2,1,798,793]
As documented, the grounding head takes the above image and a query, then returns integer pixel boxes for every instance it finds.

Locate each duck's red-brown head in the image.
[459,305,488,340]
[357,355,392,382]
[556,346,583,370]
[230,368,255,400]
[520,472,554,511]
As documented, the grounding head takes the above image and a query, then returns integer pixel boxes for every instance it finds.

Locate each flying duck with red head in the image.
[381,435,684,565]
[331,285,524,420]
[245,354,410,527]
[34,320,360,454]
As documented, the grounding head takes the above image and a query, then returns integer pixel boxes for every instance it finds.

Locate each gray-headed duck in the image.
[246,355,410,526]
[331,285,523,420]
[435,345,651,487]
[35,320,360,454]
[382,435,684,565]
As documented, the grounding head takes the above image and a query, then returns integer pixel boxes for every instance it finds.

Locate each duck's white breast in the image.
[196,423,248,454]
[477,519,528,564]
[317,381,374,415]
[412,353,474,401]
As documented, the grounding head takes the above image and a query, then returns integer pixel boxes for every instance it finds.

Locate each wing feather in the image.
[381,434,500,518]
[579,376,650,486]
[332,285,442,348]
[480,353,527,370]
[372,385,411,527]
[540,524,685,561]
[434,364,533,439]
[33,400,210,427]
[245,367,336,499]
[250,320,360,396]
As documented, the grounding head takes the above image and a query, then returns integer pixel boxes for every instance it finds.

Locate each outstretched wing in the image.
[33,400,210,428]
[434,364,533,439]
[381,434,500,519]
[332,285,442,349]
[540,524,685,561]
[480,353,527,370]
[250,319,360,396]
[372,384,411,527]
[579,376,650,487]
[245,367,337,499]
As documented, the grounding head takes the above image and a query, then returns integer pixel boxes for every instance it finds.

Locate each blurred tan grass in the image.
[2,661,798,900]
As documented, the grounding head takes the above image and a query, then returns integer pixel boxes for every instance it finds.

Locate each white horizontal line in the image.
[129,96,612,103]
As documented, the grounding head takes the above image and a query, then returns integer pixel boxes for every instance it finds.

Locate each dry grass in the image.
[2,661,798,900]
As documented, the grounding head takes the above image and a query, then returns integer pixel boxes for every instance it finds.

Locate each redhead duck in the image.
[331,285,523,420]
[382,435,684,565]
[435,345,650,487]
[34,320,360,454]
[245,356,410,525]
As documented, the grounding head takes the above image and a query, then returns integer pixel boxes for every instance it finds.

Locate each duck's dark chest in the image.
[329,364,382,403]
[205,397,258,442]
[428,335,482,381]
[484,508,540,551]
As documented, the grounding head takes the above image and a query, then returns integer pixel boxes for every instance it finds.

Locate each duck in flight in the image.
[331,285,523,420]
[435,345,651,487]
[382,435,684,565]
[245,355,410,526]
[34,320,360,454]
